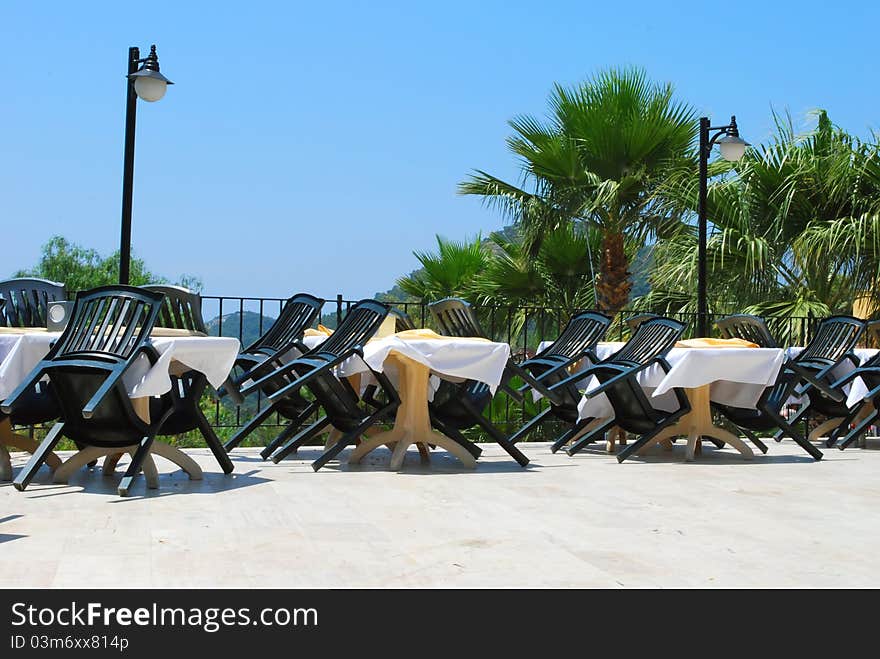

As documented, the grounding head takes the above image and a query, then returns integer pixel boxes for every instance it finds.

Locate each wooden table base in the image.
[53,441,203,488]
[636,385,754,461]
[348,354,476,470]
[0,418,62,481]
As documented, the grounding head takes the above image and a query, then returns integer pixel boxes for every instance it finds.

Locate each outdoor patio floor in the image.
[2,440,879,588]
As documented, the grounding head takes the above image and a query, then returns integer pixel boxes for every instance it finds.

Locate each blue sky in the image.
[2,0,878,300]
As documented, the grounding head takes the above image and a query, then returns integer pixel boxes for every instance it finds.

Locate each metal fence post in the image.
[336,294,343,327]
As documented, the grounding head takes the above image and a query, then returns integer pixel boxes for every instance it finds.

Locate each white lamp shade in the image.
[718,135,748,162]
[134,76,168,102]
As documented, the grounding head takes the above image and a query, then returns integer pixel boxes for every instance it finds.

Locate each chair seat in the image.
[3,381,59,426]
[713,404,779,431]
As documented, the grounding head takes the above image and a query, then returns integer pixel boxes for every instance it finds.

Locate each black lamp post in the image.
[697,115,749,336]
[119,45,173,285]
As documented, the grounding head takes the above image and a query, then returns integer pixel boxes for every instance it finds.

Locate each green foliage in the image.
[14,235,203,292]
[396,235,489,301]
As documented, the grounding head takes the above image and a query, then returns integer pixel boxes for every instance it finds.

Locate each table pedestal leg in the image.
[348,355,476,470]
[808,416,847,443]
[53,441,203,487]
[636,386,754,461]
[0,418,62,480]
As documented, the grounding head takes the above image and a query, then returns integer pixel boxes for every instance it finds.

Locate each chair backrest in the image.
[0,277,66,327]
[715,314,778,348]
[428,298,485,338]
[608,317,686,366]
[389,307,417,332]
[142,284,207,333]
[48,286,164,363]
[314,299,390,358]
[796,315,865,366]
[539,311,611,359]
[625,313,659,333]
[245,293,325,355]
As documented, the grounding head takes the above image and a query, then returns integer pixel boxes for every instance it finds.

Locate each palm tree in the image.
[459,66,696,313]
[396,235,489,301]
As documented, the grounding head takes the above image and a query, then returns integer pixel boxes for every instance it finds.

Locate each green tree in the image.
[14,236,203,292]
[460,66,696,313]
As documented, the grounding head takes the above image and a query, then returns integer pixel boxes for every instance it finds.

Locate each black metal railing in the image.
[199,294,853,438]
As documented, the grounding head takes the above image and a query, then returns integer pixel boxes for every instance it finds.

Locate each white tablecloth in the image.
[534,341,785,419]
[302,333,511,395]
[0,331,241,400]
[354,335,510,395]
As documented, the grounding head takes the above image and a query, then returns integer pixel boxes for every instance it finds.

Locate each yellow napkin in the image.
[304,325,334,337]
[150,327,207,337]
[0,327,47,334]
[675,337,759,348]
[394,328,490,342]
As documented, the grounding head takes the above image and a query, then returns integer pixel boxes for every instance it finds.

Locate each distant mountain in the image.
[206,310,275,347]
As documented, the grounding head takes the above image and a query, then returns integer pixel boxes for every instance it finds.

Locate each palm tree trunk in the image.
[595,231,632,313]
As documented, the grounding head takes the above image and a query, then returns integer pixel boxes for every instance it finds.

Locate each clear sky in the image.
[2,0,878,300]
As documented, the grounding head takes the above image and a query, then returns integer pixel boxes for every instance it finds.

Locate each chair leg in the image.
[617,405,691,464]
[551,421,590,454]
[13,422,65,492]
[271,417,331,463]
[312,405,397,472]
[118,435,157,497]
[768,409,822,460]
[567,419,615,456]
[774,404,808,442]
[223,402,278,452]
[507,407,552,445]
[472,415,528,466]
[838,408,879,450]
[194,407,234,474]
[430,417,482,459]
[826,405,865,448]
[738,427,769,454]
[259,403,318,460]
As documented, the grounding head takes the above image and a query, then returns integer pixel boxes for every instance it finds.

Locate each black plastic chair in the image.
[140,285,233,476]
[428,297,536,402]
[714,315,866,460]
[220,294,325,407]
[240,299,398,470]
[389,307,417,332]
[0,278,66,327]
[715,314,778,348]
[0,285,208,496]
[539,317,690,461]
[143,284,208,333]
[504,311,612,445]
[819,350,880,449]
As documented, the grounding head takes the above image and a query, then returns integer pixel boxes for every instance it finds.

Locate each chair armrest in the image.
[267,348,363,401]
[239,359,303,397]
[0,365,49,414]
[508,362,565,405]
[579,359,660,399]
[788,363,846,402]
[82,345,158,419]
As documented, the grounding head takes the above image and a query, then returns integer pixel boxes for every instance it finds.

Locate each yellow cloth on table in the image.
[150,327,207,337]
[675,337,759,348]
[0,327,47,334]
[304,325,334,337]
[394,328,490,342]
